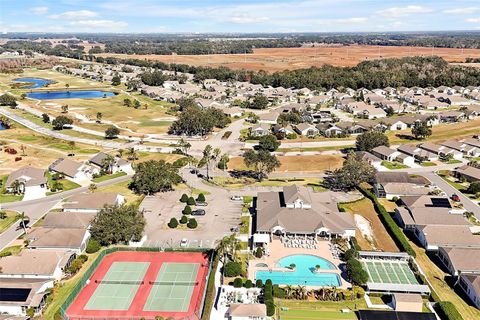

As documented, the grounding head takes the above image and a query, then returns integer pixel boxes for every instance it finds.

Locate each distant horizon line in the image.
[2,30,480,36]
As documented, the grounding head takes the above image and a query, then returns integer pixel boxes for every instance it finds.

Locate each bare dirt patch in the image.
[97,45,480,71]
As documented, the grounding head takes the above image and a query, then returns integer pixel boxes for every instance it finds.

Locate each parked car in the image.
[451,194,461,202]
[196,201,208,207]
[191,209,206,216]
[190,169,198,175]
[180,238,188,248]
[231,195,243,201]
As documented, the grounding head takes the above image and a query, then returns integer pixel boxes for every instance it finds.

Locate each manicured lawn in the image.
[96,180,143,205]
[0,245,23,256]
[445,159,462,164]
[420,161,436,167]
[229,155,344,172]
[381,161,409,170]
[276,299,365,320]
[0,211,20,233]
[0,193,24,203]
[45,173,81,195]
[438,172,468,192]
[92,171,127,183]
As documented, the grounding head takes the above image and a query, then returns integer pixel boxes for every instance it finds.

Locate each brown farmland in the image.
[96,45,480,72]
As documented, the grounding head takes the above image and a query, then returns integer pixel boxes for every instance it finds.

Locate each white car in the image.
[231,195,243,201]
[180,238,188,248]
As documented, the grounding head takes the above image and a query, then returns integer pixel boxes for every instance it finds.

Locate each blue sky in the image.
[2,0,480,33]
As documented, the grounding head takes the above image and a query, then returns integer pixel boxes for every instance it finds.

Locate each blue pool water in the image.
[0,123,5,131]
[13,77,53,89]
[27,90,116,100]
[256,254,341,286]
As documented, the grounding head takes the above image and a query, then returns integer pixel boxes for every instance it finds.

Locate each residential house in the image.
[397,144,439,162]
[419,142,463,160]
[62,193,125,213]
[437,247,480,276]
[457,273,480,309]
[272,124,295,136]
[5,166,48,200]
[26,227,90,254]
[49,158,93,181]
[258,112,279,125]
[414,224,479,251]
[439,111,467,123]
[441,140,480,157]
[371,146,400,162]
[294,123,319,137]
[250,123,270,137]
[316,123,345,137]
[89,152,133,174]
[455,165,480,183]
[374,172,431,199]
[0,279,52,316]
[356,151,382,169]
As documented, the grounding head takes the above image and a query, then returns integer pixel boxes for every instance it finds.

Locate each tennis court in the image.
[66,251,210,320]
[362,260,419,285]
[144,262,200,312]
[85,262,150,310]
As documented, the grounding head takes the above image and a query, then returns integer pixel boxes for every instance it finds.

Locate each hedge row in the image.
[434,301,463,320]
[358,187,416,257]
[200,251,219,320]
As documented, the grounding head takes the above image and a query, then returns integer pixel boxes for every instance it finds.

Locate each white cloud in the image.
[377,5,432,18]
[30,6,48,15]
[49,10,98,20]
[226,14,270,24]
[70,20,128,29]
[466,17,480,23]
[444,7,480,14]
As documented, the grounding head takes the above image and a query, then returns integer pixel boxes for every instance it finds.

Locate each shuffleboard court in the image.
[144,262,200,312]
[362,260,419,285]
[85,262,150,310]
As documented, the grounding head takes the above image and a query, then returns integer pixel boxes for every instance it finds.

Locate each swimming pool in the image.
[255,254,341,286]
[13,77,53,89]
[26,90,116,100]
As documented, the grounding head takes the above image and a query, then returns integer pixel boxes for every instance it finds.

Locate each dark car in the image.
[191,209,206,216]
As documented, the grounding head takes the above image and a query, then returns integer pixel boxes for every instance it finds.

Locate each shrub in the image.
[197,193,206,202]
[0,251,12,257]
[266,301,275,317]
[359,187,416,257]
[233,278,243,288]
[187,197,196,206]
[86,238,101,253]
[344,248,359,261]
[78,254,88,262]
[187,218,198,229]
[168,217,178,228]
[273,285,285,298]
[244,279,253,288]
[255,279,263,288]
[467,181,480,194]
[224,261,242,277]
[434,301,463,320]
[183,205,192,215]
[180,194,189,202]
[180,215,188,224]
[346,258,369,285]
[255,247,263,258]
[67,258,84,274]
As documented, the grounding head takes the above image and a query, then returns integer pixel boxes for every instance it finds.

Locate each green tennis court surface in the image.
[144,262,200,312]
[85,262,150,310]
[362,260,418,285]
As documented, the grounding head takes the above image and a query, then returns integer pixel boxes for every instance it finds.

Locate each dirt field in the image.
[229,154,343,172]
[96,45,480,71]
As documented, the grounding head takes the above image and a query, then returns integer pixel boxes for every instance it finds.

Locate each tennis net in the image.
[94,280,144,285]
[149,281,198,286]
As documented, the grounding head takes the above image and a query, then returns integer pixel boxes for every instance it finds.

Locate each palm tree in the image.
[61,105,69,113]
[88,183,97,193]
[117,149,124,158]
[96,112,103,123]
[20,145,26,156]
[101,154,116,173]
[219,153,229,171]
[297,285,307,300]
[65,83,70,91]
[201,145,213,180]
[177,138,191,156]
[10,180,22,195]
[126,147,138,163]
[284,285,294,299]
[212,147,221,173]
[68,141,76,154]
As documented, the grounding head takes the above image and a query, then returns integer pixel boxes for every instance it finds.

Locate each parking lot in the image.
[140,189,244,248]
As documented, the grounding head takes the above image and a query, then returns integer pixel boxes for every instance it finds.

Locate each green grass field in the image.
[276,300,364,320]
[0,211,20,233]
[279,309,357,320]
[381,161,409,170]
[92,171,127,183]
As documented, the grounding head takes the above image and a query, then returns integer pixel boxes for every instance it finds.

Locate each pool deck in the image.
[248,239,351,289]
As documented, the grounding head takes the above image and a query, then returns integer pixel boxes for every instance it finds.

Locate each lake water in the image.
[26,90,116,100]
[13,77,53,89]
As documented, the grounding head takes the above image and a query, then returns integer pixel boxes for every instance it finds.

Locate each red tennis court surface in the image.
[66,251,210,320]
